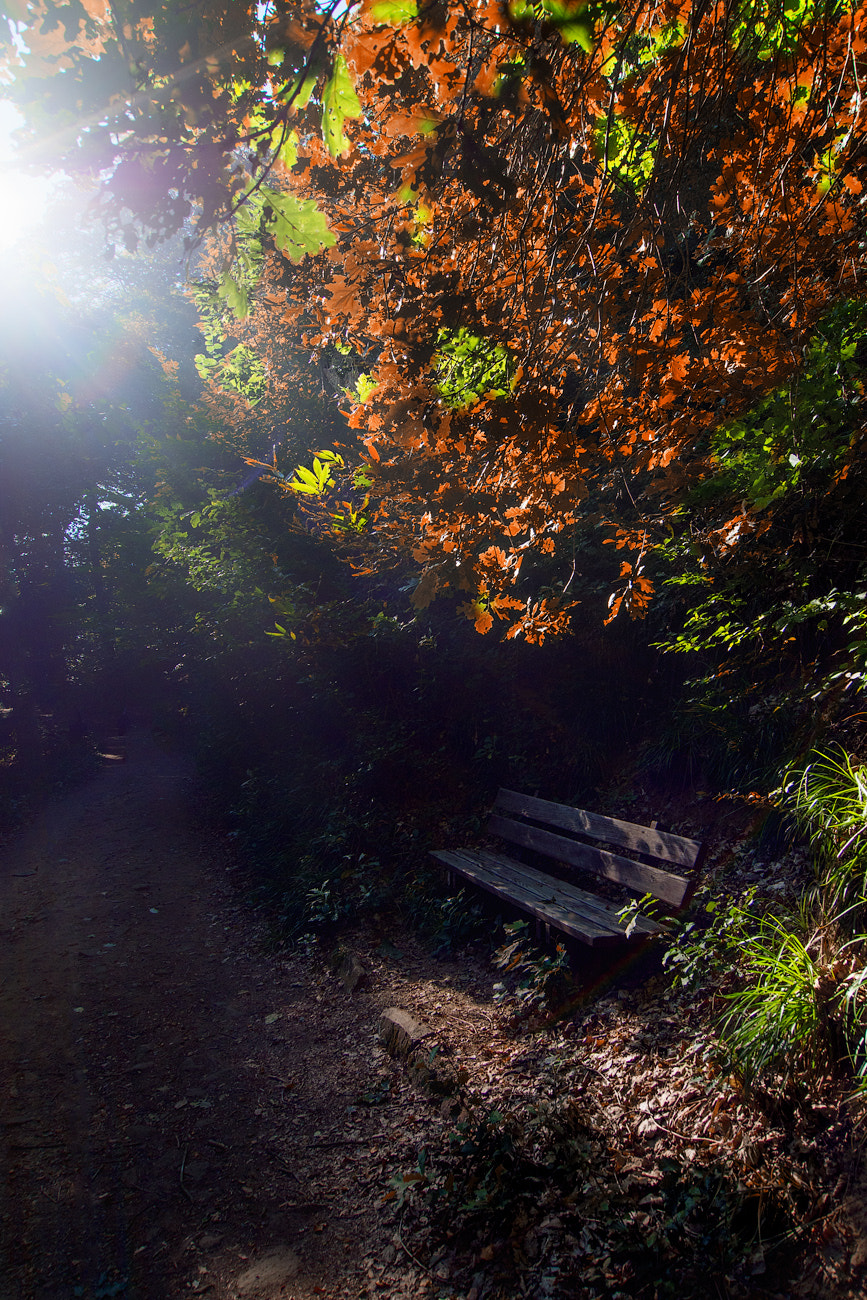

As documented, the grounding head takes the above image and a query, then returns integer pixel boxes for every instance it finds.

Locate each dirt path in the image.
[8,733,867,1298]
[0,731,495,1300]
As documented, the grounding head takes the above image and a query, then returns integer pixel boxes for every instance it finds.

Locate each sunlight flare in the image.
[0,99,54,249]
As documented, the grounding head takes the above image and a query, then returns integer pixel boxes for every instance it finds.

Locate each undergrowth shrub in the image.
[664,747,867,1090]
[666,893,857,1086]
[784,747,867,914]
[718,910,844,1083]
[401,868,498,954]
[492,920,574,1023]
[662,891,752,993]
[389,1092,782,1293]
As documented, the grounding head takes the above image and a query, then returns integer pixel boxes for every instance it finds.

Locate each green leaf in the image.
[216,270,249,320]
[280,71,318,108]
[322,54,362,158]
[370,0,418,22]
[259,185,336,261]
[435,327,513,408]
[288,449,343,495]
[556,15,593,49]
[272,126,299,169]
[348,373,378,404]
[292,465,321,492]
[509,0,606,49]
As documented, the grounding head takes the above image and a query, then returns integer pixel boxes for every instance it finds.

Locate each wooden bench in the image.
[430,788,706,948]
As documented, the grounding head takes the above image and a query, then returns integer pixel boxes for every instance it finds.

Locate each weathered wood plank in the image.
[470,852,625,937]
[474,850,661,938]
[437,850,622,946]
[493,788,704,871]
[487,814,691,907]
[430,850,625,947]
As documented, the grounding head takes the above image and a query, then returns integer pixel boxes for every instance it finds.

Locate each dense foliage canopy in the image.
[3,0,867,673]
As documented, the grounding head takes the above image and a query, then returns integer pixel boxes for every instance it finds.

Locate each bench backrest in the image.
[487,788,705,908]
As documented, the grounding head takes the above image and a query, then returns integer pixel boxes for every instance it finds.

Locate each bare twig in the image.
[396,1209,435,1277]
[311,1138,368,1149]
[179,1145,194,1203]
[652,1119,728,1147]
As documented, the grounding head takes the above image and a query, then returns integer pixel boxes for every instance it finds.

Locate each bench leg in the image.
[534,918,552,946]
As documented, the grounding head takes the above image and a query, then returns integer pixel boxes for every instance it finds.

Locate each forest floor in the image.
[2,731,867,1300]
[0,728,500,1300]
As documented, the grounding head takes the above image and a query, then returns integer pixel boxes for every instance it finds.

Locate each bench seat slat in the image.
[430,849,628,948]
[474,850,661,938]
[487,813,691,907]
[494,788,704,872]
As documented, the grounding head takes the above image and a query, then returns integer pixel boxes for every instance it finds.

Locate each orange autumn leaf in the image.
[22,0,865,641]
